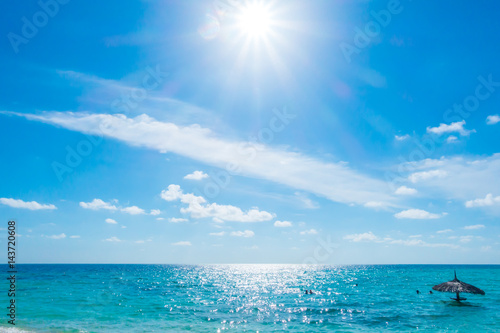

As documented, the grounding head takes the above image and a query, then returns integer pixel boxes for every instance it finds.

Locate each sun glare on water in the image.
[238,2,272,38]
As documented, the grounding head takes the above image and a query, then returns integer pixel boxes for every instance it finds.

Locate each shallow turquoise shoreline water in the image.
[1,264,499,332]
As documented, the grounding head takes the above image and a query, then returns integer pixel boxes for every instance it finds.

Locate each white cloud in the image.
[486,114,500,125]
[395,134,410,141]
[388,238,457,248]
[70,235,80,239]
[150,209,161,216]
[394,209,445,220]
[446,135,458,143]
[426,120,475,136]
[105,218,118,224]
[294,192,319,209]
[8,111,395,206]
[161,184,274,222]
[80,199,117,211]
[437,229,453,234]
[458,235,482,243]
[300,229,318,235]
[209,231,226,236]
[0,198,56,210]
[409,170,447,183]
[105,236,122,242]
[465,193,500,208]
[45,233,66,239]
[172,241,192,246]
[121,206,145,215]
[463,224,485,230]
[401,158,446,171]
[343,231,378,242]
[184,171,209,180]
[363,201,392,209]
[344,231,457,248]
[395,186,417,195]
[156,217,165,221]
[230,230,254,238]
[399,155,500,210]
[169,217,188,223]
[274,220,293,228]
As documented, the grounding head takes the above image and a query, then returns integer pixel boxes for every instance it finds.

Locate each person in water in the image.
[429,291,433,294]
[416,290,420,294]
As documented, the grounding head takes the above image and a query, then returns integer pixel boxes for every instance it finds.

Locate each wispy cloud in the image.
[169,217,188,223]
[184,170,209,180]
[395,134,410,141]
[135,238,152,244]
[344,232,457,248]
[4,111,395,206]
[80,199,117,211]
[150,209,161,216]
[172,241,192,246]
[105,218,118,224]
[463,224,485,230]
[294,192,319,209]
[230,230,254,238]
[363,201,393,209]
[105,236,122,242]
[161,184,274,223]
[455,235,483,243]
[80,199,157,215]
[343,231,378,242]
[437,229,453,234]
[409,170,447,183]
[388,238,457,248]
[400,155,500,207]
[45,233,66,239]
[426,120,475,136]
[300,229,318,235]
[209,231,225,236]
[394,209,446,220]
[0,198,57,210]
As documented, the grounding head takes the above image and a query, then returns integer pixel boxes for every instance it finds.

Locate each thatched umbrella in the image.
[432,270,485,301]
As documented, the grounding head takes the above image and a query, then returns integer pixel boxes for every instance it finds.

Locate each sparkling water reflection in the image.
[1,264,499,332]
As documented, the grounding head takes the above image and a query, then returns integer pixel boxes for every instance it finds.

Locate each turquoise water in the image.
[1,264,499,332]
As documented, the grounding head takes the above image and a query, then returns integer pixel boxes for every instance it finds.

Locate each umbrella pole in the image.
[456,292,460,301]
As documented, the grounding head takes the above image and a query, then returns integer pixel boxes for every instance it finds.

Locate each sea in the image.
[1,264,499,332]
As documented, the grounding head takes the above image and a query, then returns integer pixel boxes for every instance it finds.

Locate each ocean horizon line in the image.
[6,263,500,266]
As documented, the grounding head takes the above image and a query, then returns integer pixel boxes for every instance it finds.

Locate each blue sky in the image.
[1,0,499,264]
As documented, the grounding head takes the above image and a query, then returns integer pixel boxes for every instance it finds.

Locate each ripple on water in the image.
[2,264,499,332]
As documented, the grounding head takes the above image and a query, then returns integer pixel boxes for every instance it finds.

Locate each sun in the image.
[237,2,272,38]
